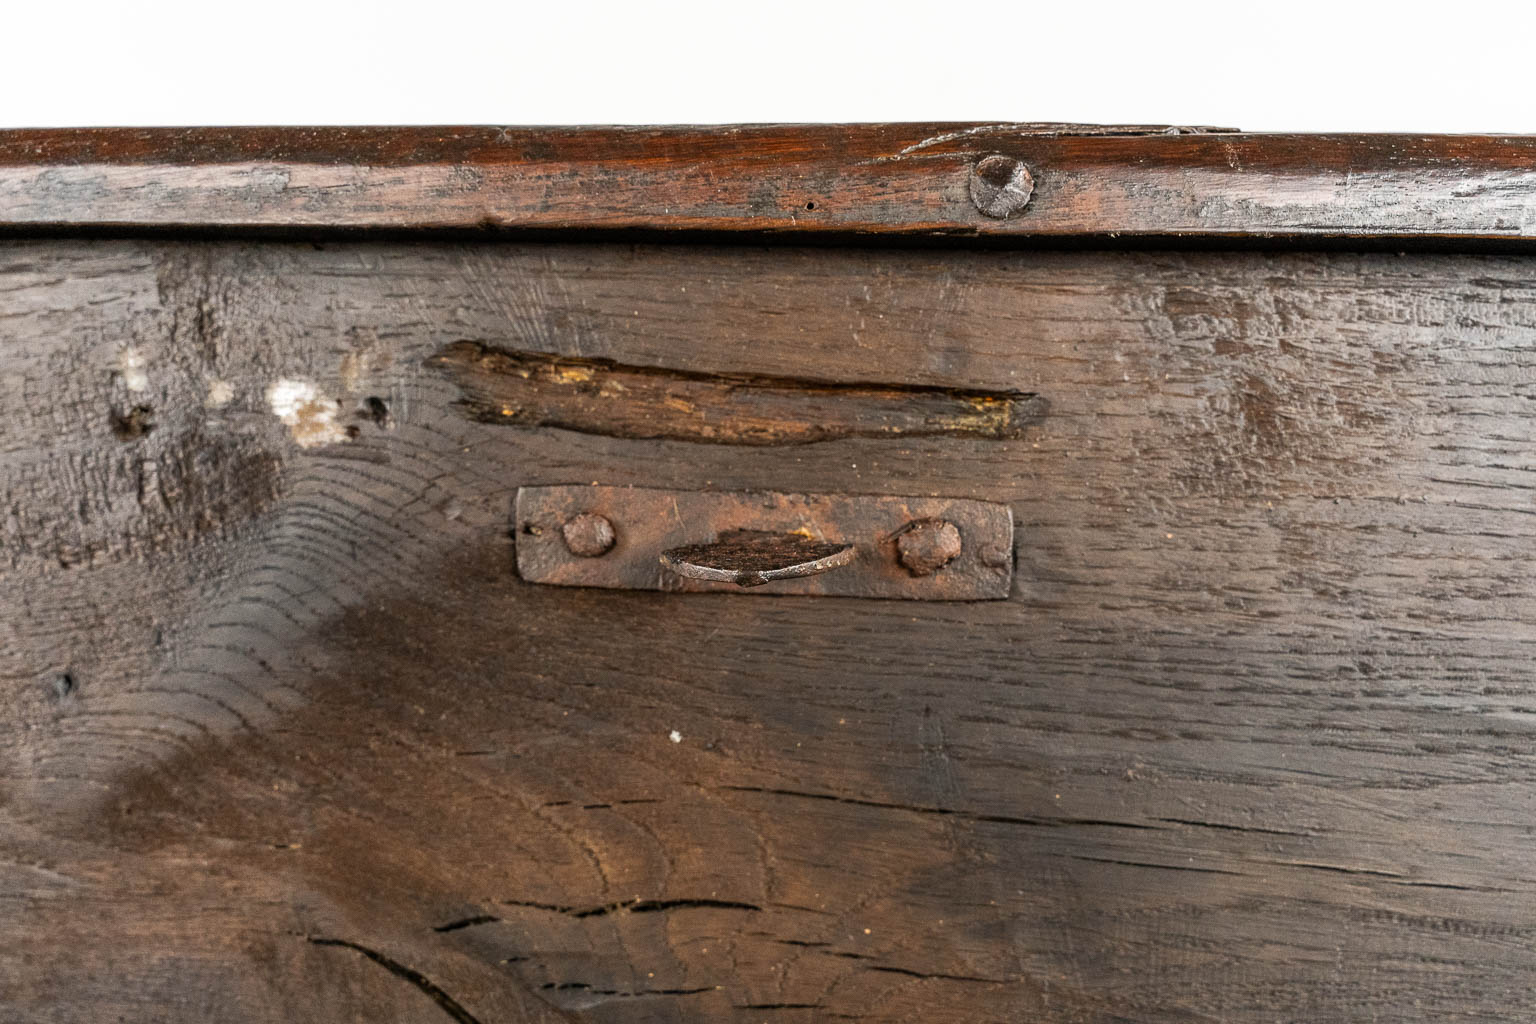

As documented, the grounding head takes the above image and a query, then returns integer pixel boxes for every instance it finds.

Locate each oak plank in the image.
[4,239,1536,1021]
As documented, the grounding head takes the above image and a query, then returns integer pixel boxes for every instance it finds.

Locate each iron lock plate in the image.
[515,485,1014,600]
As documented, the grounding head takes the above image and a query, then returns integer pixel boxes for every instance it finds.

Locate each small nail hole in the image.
[110,404,155,441]
[364,395,391,427]
[51,671,77,700]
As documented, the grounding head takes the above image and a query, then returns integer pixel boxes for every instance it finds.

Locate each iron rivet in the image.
[896,520,963,576]
[968,154,1034,219]
[562,513,615,558]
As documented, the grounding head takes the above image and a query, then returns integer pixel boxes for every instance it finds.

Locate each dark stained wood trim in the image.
[3,124,1536,245]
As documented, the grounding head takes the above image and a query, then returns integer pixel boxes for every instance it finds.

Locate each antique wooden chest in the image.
[4,124,1536,1022]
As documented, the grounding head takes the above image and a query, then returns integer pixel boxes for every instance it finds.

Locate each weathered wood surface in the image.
[7,124,1536,244]
[429,341,1040,445]
[5,239,1536,1022]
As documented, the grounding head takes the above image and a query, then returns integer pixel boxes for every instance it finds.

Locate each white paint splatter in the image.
[266,378,348,448]
[267,379,316,420]
[205,379,235,409]
[669,730,682,744]
[117,346,149,392]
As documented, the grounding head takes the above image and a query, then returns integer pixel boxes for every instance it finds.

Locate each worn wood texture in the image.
[6,238,1536,1022]
[7,124,1536,244]
[429,341,1040,445]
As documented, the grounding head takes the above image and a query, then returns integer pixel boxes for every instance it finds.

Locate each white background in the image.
[1,1,1530,132]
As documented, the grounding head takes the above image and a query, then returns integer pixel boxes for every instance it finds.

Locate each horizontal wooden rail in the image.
[2,124,1535,244]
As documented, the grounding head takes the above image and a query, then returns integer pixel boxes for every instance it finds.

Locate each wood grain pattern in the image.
[5,125,1536,244]
[5,238,1536,1022]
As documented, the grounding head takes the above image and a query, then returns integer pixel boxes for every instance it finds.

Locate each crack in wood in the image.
[1153,816,1313,837]
[432,914,499,933]
[863,964,1007,985]
[721,785,1159,831]
[1066,855,1250,876]
[498,896,762,919]
[307,937,484,1024]
[540,981,718,998]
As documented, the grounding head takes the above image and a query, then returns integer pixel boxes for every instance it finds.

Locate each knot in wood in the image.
[561,513,616,558]
[896,519,963,576]
[968,154,1034,219]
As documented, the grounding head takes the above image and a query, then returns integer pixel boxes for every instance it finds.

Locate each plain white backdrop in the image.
[2,1,1531,131]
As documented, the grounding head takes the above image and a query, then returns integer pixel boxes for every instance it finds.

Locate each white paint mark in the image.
[205,379,235,409]
[266,378,348,448]
[267,379,316,420]
[669,730,682,744]
[117,346,149,392]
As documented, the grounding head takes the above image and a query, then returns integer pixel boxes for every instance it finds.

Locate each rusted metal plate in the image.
[515,486,1014,600]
